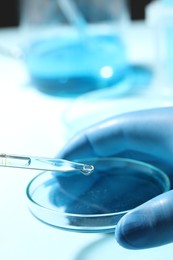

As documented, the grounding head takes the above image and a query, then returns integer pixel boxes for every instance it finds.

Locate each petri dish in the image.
[26,157,170,233]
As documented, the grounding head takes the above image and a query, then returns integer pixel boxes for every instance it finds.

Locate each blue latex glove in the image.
[57,107,173,249]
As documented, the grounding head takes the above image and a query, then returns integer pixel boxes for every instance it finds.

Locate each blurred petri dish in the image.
[26,157,170,233]
[61,64,156,138]
[24,33,128,97]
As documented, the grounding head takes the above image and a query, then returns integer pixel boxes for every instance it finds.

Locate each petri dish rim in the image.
[26,157,170,232]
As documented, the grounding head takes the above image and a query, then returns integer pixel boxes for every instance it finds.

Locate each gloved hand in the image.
[57,106,173,249]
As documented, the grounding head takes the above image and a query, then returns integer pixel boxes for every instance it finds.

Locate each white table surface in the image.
[0,23,173,260]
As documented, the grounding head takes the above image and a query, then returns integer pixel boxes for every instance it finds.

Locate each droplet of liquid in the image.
[81,164,94,176]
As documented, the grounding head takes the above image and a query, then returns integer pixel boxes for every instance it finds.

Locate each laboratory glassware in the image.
[26,157,170,233]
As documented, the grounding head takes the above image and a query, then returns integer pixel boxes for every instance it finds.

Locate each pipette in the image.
[0,154,94,176]
[0,0,86,60]
[57,0,87,32]
[57,0,88,43]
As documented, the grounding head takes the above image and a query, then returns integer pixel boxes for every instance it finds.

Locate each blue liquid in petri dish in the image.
[27,158,170,232]
[51,167,166,215]
[24,34,128,96]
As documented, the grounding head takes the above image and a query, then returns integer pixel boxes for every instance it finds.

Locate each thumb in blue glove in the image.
[115,190,173,249]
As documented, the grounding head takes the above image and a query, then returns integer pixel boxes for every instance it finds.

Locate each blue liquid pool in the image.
[24,34,127,96]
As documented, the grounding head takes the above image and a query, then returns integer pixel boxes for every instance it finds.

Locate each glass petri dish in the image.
[26,157,170,233]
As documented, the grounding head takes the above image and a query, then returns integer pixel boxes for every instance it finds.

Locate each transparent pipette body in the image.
[0,154,94,176]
